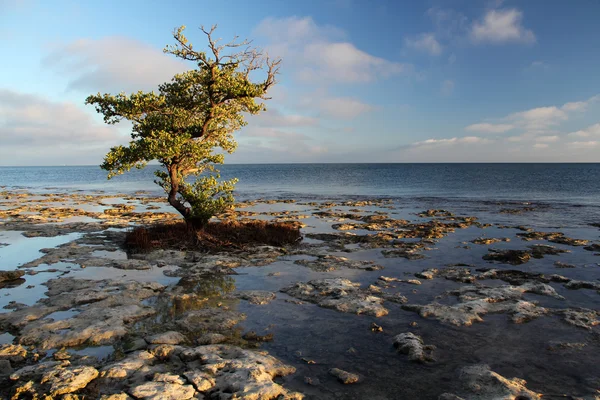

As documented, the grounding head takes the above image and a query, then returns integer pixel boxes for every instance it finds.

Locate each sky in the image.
[1,0,599,165]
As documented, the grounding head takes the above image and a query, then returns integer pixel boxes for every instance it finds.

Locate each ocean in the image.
[1,163,599,204]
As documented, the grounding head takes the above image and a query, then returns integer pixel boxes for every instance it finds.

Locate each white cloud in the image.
[508,106,567,131]
[412,136,490,147]
[536,135,559,143]
[465,123,514,133]
[45,37,187,93]
[568,123,600,138]
[404,33,442,55]
[471,8,535,44]
[568,141,598,149]
[533,143,548,149]
[0,89,122,165]
[255,16,408,84]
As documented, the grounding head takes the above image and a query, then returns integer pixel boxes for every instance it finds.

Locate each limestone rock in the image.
[237,290,277,305]
[183,370,216,391]
[0,344,27,363]
[180,345,303,399]
[146,331,187,345]
[393,332,434,362]
[281,278,388,317]
[40,365,99,396]
[196,333,227,345]
[0,270,25,282]
[129,381,195,400]
[329,368,359,384]
[452,364,542,399]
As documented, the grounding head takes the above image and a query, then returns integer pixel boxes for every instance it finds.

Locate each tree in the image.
[86,25,280,228]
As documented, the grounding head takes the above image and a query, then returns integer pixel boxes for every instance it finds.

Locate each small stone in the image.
[153,372,185,385]
[371,323,383,332]
[53,349,71,360]
[329,368,359,384]
[146,331,187,345]
[196,333,227,345]
[304,376,320,386]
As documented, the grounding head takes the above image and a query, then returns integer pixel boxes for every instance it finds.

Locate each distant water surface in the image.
[1,164,599,205]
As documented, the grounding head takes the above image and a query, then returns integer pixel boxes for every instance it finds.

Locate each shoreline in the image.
[1,189,599,399]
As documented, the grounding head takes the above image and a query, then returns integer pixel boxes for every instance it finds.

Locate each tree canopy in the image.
[86,25,280,227]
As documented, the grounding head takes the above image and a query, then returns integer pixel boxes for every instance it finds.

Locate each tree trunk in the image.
[185,216,208,231]
[167,165,190,218]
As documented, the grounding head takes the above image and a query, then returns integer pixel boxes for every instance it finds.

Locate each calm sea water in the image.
[1,164,599,205]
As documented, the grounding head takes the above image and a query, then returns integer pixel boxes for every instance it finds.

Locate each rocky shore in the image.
[0,189,599,399]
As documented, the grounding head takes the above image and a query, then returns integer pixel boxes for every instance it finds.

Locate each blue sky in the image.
[1,0,599,165]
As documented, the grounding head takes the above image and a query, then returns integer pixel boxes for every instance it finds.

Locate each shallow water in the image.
[0,185,599,398]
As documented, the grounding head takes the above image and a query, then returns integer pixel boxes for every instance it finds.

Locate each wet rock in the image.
[176,308,246,333]
[40,365,99,397]
[196,333,227,345]
[146,331,187,345]
[415,269,438,280]
[483,249,531,265]
[447,364,542,399]
[583,243,600,252]
[558,308,599,330]
[0,344,27,363]
[382,292,408,304]
[554,261,576,268]
[528,244,569,258]
[129,381,195,399]
[393,332,434,362]
[517,231,588,246]
[237,290,276,305]
[281,278,388,317]
[419,209,454,218]
[294,255,383,272]
[0,278,164,350]
[378,276,422,285]
[381,248,426,260]
[180,345,303,399]
[329,368,359,384]
[242,331,274,342]
[564,280,600,291]
[0,270,25,282]
[471,237,510,245]
[547,341,586,351]
[402,282,561,326]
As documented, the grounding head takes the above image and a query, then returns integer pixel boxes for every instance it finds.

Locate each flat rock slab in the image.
[146,331,187,345]
[439,364,542,400]
[41,365,99,397]
[237,290,277,305]
[281,278,388,317]
[0,270,25,282]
